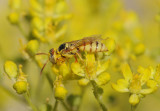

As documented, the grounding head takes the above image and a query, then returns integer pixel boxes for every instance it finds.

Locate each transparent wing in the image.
[62,35,103,52]
[67,34,102,47]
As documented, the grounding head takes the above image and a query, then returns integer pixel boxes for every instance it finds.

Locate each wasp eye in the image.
[58,43,66,51]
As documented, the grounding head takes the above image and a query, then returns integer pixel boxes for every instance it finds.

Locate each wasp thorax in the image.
[49,48,56,64]
[58,43,66,52]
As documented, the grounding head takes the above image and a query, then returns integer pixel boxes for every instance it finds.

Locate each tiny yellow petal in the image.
[112,83,129,93]
[117,79,129,88]
[71,62,84,77]
[95,72,110,86]
[140,68,151,85]
[96,60,110,75]
[52,65,59,75]
[147,80,157,88]
[149,66,156,79]
[4,61,18,78]
[59,63,70,78]
[31,17,44,31]
[129,94,139,106]
[85,53,96,79]
[121,64,133,81]
[140,88,154,95]
[26,40,39,56]
[85,53,96,68]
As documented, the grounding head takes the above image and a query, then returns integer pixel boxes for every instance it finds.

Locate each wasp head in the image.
[49,48,57,64]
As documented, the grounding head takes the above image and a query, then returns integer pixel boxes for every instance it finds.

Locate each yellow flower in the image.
[4,61,18,79]
[146,64,160,90]
[71,53,110,86]
[52,62,72,80]
[71,62,84,77]
[54,75,67,100]
[59,62,71,79]
[13,65,28,95]
[4,62,28,94]
[95,72,110,86]
[112,63,154,106]
[85,53,97,79]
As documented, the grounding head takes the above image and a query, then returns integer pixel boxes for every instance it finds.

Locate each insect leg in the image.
[75,52,83,61]
[74,55,78,62]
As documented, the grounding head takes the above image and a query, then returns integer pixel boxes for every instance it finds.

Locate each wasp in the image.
[37,35,108,74]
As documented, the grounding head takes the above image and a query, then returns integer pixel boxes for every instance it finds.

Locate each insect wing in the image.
[67,35,102,48]
[61,35,103,53]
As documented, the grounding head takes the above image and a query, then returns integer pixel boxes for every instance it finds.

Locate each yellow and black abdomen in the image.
[79,41,107,53]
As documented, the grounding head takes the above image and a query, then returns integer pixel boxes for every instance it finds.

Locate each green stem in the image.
[77,86,86,111]
[61,100,72,111]
[131,105,136,111]
[91,81,108,111]
[53,100,59,111]
[24,92,38,111]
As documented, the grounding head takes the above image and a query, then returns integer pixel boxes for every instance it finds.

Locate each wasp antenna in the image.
[36,53,48,55]
[40,59,49,75]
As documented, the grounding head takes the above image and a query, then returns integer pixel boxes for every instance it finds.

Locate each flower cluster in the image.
[4,61,28,94]
[4,0,160,111]
[51,40,115,100]
[112,63,160,106]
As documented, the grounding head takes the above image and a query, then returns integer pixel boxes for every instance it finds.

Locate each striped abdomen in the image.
[79,41,108,53]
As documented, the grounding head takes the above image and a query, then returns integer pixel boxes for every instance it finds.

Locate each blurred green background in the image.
[0,0,160,111]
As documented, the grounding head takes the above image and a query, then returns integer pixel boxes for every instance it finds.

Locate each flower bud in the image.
[31,17,44,31]
[129,94,139,106]
[13,81,28,94]
[59,63,70,78]
[134,43,145,56]
[8,12,19,25]
[95,72,110,86]
[25,40,39,56]
[54,86,67,100]
[4,61,18,79]
[71,62,84,77]
[78,78,89,86]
